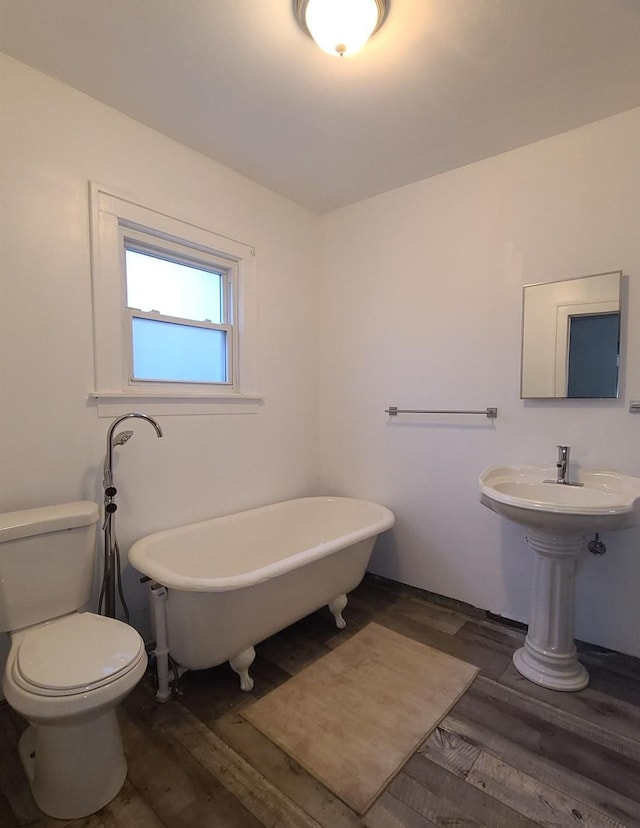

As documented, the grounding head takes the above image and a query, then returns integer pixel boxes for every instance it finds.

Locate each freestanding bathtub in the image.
[129,496,394,699]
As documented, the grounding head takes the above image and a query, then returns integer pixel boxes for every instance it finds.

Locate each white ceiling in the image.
[2,0,640,213]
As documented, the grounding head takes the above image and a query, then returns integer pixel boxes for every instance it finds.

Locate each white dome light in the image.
[296,0,387,58]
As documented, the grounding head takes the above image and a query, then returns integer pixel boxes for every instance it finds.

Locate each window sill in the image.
[89,391,264,417]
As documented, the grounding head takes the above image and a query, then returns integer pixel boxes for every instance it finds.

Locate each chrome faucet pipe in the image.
[544,444,583,487]
[101,412,163,619]
[104,413,163,489]
[556,445,569,484]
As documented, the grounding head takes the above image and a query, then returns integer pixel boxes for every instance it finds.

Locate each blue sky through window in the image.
[125,249,223,322]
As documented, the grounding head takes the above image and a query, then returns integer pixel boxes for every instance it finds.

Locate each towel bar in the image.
[385,406,497,418]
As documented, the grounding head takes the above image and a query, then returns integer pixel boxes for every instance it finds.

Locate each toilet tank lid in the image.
[0,501,99,543]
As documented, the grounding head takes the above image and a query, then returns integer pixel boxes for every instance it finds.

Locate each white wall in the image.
[2,51,640,685]
[0,56,321,676]
[317,107,640,657]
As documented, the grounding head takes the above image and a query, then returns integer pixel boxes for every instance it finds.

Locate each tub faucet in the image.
[104,412,163,493]
[101,412,163,620]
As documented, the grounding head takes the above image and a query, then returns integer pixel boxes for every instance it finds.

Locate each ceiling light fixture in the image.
[295,0,388,58]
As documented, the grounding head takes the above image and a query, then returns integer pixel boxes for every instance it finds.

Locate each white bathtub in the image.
[129,496,394,697]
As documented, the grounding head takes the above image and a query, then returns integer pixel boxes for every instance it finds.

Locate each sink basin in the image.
[480,464,640,533]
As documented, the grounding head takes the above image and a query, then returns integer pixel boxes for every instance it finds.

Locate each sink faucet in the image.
[556,445,570,484]
[544,445,583,486]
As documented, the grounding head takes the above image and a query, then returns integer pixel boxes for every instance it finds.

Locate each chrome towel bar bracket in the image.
[386,406,498,418]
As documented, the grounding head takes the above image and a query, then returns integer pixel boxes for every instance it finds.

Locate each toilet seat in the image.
[12,613,145,697]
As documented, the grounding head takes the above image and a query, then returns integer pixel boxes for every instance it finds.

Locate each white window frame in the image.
[89,183,260,416]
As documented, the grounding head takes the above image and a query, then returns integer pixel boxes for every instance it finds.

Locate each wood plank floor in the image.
[2,575,639,827]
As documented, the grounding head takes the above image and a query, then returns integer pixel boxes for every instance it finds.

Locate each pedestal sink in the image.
[480,464,640,691]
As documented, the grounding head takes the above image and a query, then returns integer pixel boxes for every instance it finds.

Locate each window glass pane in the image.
[126,249,223,322]
[132,317,227,383]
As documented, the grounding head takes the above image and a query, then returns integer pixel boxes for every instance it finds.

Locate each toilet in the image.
[0,501,148,819]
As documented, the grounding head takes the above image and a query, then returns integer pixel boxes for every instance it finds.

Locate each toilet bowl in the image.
[3,612,147,819]
[0,502,148,819]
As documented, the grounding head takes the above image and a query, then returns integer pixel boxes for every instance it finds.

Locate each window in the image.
[124,235,231,385]
[89,184,259,415]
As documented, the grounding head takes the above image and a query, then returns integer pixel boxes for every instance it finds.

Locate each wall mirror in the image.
[521,270,622,399]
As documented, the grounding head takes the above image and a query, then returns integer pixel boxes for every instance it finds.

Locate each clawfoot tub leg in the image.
[229,647,256,692]
[329,594,348,629]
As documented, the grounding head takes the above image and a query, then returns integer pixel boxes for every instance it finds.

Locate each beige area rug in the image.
[242,622,479,814]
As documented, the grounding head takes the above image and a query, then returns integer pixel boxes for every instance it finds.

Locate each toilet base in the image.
[19,709,127,819]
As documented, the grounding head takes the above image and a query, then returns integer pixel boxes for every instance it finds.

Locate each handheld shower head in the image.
[103,431,134,490]
[102,413,162,493]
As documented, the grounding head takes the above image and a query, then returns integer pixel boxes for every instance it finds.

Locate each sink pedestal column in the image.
[513,530,589,692]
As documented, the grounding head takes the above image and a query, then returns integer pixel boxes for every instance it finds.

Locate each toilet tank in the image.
[0,501,100,632]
